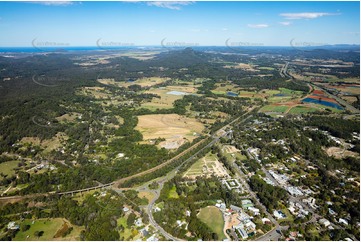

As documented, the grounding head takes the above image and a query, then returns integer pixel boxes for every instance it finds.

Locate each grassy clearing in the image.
[258,67,275,70]
[117,215,132,240]
[138,191,155,203]
[168,185,179,199]
[288,106,318,114]
[0,160,20,177]
[198,206,226,240]
[186,158,204,173]
[279,88,304,95]
[14,218,82,241]
[259,105,289,113]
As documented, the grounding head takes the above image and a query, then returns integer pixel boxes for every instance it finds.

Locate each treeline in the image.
[303,115,360,140]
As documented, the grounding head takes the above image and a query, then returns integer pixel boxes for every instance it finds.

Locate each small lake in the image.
[274,93,288,97]
[167,91,188,96]
[227,91,238,97]
[302,98,343,110]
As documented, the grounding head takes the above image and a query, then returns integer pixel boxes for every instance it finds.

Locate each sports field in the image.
[198,206,226,240]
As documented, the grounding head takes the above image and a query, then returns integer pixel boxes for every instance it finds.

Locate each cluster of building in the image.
[215,199,261,240]
[288,201,309,219]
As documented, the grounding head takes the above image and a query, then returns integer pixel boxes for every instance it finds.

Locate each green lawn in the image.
[0,160,20,177]
[197,206,226,240]
[260,105,288,113]
[117,215,132,240]
[14,218,82,241]
[288,106,318,114]
[168,185,179,199]
[258,67,275,71]
[279,88,304,95]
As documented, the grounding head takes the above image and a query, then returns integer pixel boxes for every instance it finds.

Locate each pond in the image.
[302,98,343,110]
[227,91,238,97]
[166,91,188,96]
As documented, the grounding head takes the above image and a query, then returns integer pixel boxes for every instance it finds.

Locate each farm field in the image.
[259,105,289,113]
[98,77,170,88]
[288,106,319,114]
[141,85,198,110]
[197,206,226,240]
[135,114,204,149]
[14,218,82,241]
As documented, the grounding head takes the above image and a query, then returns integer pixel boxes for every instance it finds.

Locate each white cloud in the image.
[279,21,292,26]
[146,1,193,10]
[248,24,269,28]
[222,28,228,31]
[31,1,73,6]
[280,12,339,20]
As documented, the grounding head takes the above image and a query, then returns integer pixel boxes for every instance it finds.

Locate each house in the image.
[328,208,337,216]
[273,210,286,220]
[241,199,254,209]
[234,225,248,240]
[339,218,348,226]
[135,218,143,227]
[140,227,149,237]
[230,205,242,213]
[244,220,256,231]
[247,206,260,215]
[7,222,19,230]
[216,202,227,210]
[117,153,125,158]
[319,218,331,227]
[262,218,271,224]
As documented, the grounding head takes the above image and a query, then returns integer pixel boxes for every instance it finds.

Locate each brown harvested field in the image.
[325,147,359,159]
[223,145,240,153]
[98,77,170,88]
[136,114,204,148]
[54,220,71,238]
[342,96,358,104]
[224,63,259,72]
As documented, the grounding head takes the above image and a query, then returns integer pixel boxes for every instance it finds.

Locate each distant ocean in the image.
[0,46,145,53]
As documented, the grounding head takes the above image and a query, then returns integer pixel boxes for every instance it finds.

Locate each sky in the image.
[0,1,359,47]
